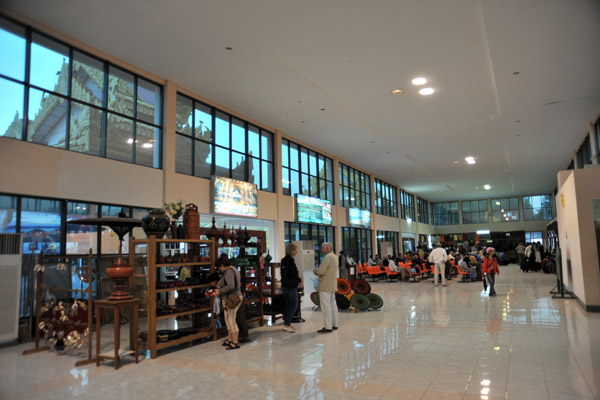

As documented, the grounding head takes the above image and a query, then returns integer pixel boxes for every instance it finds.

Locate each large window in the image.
[342,227,372,264]
[461,200,488,224]
[576,135,592,168]
[284,222,334,267]
[0,17,162,168]
[400,190,415,220]
[175,94,274,191]
[339,164,370,210]
[434,202,459,225]
[523,195,553,220]
[491,198,520,222]
[374,179,397,217]
[417,197,429,224]
[281,139,334,202]
[376,230,399,258]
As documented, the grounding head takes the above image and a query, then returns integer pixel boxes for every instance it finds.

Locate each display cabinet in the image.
[129,237,217,359]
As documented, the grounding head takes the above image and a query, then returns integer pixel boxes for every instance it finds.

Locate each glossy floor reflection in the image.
[2,265,600,399]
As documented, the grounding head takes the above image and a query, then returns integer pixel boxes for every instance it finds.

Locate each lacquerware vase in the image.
[141,208,170,238]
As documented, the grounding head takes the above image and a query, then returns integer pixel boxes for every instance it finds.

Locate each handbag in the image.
[223,269,241,309]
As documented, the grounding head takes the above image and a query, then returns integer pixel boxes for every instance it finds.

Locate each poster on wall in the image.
[212,176,258,218]
[295,194,332,225]
[348,208,372,228]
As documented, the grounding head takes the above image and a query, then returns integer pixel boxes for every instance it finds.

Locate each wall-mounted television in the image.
[348,208,372,228]
[212,176,258,218]
[295,194,332,225]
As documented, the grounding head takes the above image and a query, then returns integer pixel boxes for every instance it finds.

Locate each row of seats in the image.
[357,260,471,283]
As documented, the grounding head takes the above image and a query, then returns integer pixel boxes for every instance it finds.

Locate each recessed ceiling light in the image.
[320,108,326,111]
[225,47,233,50]
[495,201,500,205]
[371,141,375,144]
[465,156,476,165]
[453,161,459,164]
[419,88,435,95]
[412,77,428,86]
[142,143,153,149]
[391,89,404,94]
[513,72,520,75]
[516,120,520,123]
[484,184,491,190]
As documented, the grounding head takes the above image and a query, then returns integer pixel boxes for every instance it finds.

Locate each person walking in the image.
[216,254,242,350]
[314,242,338,333]
[281,243,302,333]
[482,248,500,297]
[429,243,448,287]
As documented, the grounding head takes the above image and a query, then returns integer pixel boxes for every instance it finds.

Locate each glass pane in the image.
[71,50,104,107]
[309,176,319,197]
[250,157,261,187]
[261,131,273,161]
[135,122,160,168]
[194,141,212,178]
[301,173,309,195]
[262,161,273,192]
[108,66,134,116]
[510,198,519,209]
[326,159,333,181]
[289,142,299,170]
[69,102,102,155]
[215,111,230,148]
[309,151,317,176]
[137,78,161,125]
[106,112,133,162]
[231,151,246,181]
[231,118,245,153]
[21,197,61,254]
[67,202,98,254]
[0,18,26,81]
[462,202,471,212]
[194,102,212,141]
[27,88,67,147]
[30,33,69,95]
[290,170,300,196]
[175,134,192,175]
[0,194,17,233]
[175,94,192,135]
[0,78,24,138]
[280,137,288,167]
[215,146,230,175]
[300,148,308,174]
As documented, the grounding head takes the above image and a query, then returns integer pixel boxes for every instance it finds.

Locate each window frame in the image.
[374,178,398,217]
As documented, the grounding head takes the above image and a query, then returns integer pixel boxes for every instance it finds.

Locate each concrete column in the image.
[589,122,599,165]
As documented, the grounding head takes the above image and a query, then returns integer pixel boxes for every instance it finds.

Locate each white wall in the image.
[556,167,600,308]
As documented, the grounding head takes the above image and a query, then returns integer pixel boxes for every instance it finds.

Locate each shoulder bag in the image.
[223,268,241,309]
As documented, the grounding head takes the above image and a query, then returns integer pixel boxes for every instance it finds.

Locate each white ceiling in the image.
[3,0,600,202]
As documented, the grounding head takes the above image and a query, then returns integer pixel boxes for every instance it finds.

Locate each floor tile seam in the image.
[552,333,598,398]
[421,330,469,400]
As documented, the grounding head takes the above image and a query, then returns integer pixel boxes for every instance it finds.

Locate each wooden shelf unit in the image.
[129,237,217,359]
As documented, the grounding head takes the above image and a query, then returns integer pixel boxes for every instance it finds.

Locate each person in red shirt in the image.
[482,248,500,297]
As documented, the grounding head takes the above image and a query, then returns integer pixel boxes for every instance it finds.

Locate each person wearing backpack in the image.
[281,243,303,333]
[216,254,242,350]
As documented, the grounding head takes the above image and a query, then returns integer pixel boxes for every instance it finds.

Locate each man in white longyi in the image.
[314,242,338,333]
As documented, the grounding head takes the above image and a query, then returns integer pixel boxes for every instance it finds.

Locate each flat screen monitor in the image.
[295,194,332,225]
[348,208,372,228]
[212,176,258,218]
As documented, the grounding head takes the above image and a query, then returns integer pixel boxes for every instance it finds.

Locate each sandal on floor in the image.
[225,342,240,350]
[222,340,231,347]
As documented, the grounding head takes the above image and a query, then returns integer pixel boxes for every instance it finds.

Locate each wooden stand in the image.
[129,237,217,359]
[95,298,139,369]
[23,249,96,367]
[264,262,283,323]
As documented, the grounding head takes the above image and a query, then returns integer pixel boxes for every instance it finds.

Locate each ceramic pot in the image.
[142,209,170,238]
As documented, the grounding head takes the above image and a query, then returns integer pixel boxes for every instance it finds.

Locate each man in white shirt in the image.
[367,255,376,266]
[388,256,398,272]
[429,243,448,287]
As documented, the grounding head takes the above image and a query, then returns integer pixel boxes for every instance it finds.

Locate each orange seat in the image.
[384,266,399,281]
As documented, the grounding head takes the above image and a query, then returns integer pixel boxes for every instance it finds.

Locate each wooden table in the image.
[95,298,140,369]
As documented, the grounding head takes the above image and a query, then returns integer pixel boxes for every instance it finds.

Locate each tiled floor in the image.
[2,265,600,399]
